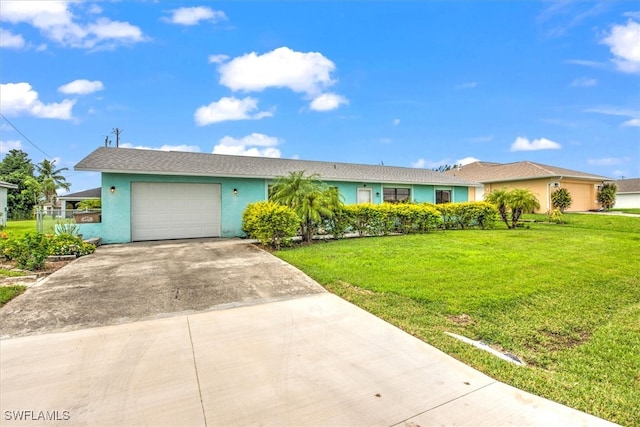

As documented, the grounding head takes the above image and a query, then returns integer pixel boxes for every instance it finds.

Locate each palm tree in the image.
[270,171,342,242]
[36,159,70,206]
[508,188,540,228]
[485,187,511,228]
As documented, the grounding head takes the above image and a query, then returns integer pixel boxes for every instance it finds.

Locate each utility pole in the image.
[104,135,112,147]
[112,128,122,148]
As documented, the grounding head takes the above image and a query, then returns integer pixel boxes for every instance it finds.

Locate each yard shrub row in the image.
[242,201,299,249]
[0,232,96,271]
[243,201,499,248]
[436,202,499,230]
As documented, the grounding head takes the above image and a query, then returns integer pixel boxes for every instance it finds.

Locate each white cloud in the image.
[119,143,201,152]
[601,19,640,73]
[163,6,227,26]
[570,77,597,87]
[411,159,427,168]
[0,1,146,50]
[510,136,561,151]
[393,118,400,126]
[379,138,392,144]
[208,54,229,64]
[219,47,337,96]
[565,59,605,68]
[0,82,75,120]
[624,12,640,19]
[309,93,348,111]
[469,135,493,143]
[194,96,273,126]
[58,79,104,95]
[585,106,640,126]
[587,157,630,166]
[455,82,477,90]
[0,140,23,154]
[457,157,480,166]
[0,29,25,49]
[213,133,282,157]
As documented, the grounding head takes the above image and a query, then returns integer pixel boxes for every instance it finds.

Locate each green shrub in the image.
[322,205,354,239]
[242,201,299,249]
[435,202,498,229]
[548,208,564,224]
[76,198,101,210]
[551,188,572,213]
[2,232,50,271]
[48,233,95,256]
[345,204,385,236]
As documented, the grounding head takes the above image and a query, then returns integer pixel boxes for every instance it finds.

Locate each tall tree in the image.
[485,187,540,229]
[508,188,540,228]
[270,171,343,242]
[484,187,510,228]
[36,159,70,206]
[0,149,36,219]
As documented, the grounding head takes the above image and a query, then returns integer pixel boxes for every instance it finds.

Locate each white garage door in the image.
[131,182,221,241]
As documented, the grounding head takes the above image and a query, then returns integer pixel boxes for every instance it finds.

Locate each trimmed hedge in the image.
[242,201,299,249]
[435,202,498,230]
[242,200,498,249]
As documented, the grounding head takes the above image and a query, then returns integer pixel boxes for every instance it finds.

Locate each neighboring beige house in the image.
[445,161,610,212]
[615,178,640,209]
[0,181,18,226]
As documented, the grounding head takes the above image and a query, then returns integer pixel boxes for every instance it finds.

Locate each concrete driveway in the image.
[0,239,325,338]
[0,239,614,426]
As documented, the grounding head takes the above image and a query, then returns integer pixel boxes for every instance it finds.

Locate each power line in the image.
[0,113,52,159]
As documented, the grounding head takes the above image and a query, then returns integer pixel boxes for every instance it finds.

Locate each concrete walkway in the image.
[1,293,614,426]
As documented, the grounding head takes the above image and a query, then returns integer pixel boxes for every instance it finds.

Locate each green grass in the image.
[276,213,640,426]
[0,285,27,307]
[0,268,27,277]
[612,208,640,215]
[2,217,58,238]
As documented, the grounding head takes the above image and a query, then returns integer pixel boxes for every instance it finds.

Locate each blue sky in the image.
[1,1,639,193]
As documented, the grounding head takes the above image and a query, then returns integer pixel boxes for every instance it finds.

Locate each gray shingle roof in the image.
[616,178,640,193]
[75,147,478,186]
[445,161,610,183]
[58,187,101,199]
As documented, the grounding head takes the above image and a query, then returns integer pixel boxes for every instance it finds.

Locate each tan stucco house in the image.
[445,161,610,212]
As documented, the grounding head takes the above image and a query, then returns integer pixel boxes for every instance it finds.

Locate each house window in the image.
[436,190,451,204]
[383,188,411,203]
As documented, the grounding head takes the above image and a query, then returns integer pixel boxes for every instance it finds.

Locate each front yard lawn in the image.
[276,213,640,426]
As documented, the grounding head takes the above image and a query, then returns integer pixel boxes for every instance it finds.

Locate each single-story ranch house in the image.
[615,178,640,209]
[74,147,480,243]
[445,161,611,212]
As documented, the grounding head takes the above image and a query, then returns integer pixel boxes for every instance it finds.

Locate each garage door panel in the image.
[131,183,221,241]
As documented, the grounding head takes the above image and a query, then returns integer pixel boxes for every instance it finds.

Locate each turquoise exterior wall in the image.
[78,173,474,244]
[453,186,469,203]
[78,173,267,244]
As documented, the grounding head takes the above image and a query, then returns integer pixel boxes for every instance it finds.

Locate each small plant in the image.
[547,208,564,224]
[54,219,80,236]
